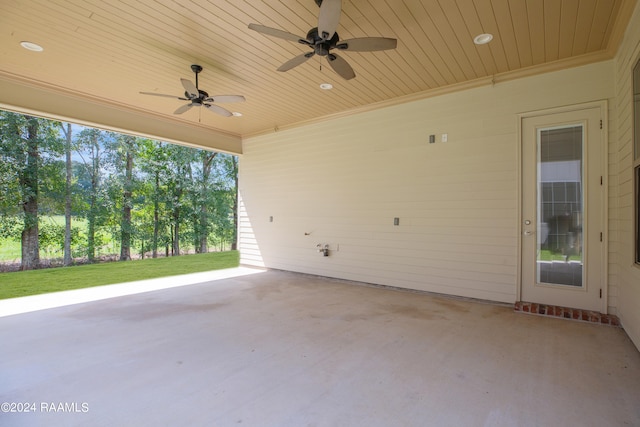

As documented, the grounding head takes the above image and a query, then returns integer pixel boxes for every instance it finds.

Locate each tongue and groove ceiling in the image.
[0,0,635,140]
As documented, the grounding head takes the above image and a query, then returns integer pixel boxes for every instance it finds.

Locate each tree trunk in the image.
[119,137,133,261]
[199,152,216,254]
[231,156,239,251]
[63,123,72,266]
[172,208,180,256]
[21,224,39,270]
[87,210,96,262]
[193,213,200,254]
[87,133,100,262]
[199,204,208,253]
[21,118,40,270]
[152,171,159,258]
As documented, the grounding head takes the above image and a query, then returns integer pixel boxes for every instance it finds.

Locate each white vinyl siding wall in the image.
[612,2,640,348]
[239,60,613,304]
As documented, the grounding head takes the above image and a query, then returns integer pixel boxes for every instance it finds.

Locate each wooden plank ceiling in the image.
[0,0,634,138]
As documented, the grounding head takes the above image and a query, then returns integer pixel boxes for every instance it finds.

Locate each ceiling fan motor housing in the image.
[307,28,339,56]
[141,64,244,117]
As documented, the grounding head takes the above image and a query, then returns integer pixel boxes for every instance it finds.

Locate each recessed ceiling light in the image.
[20,41,43,52]
[320,83,333,90]
[473,33,493,45]
[232,112,243,117]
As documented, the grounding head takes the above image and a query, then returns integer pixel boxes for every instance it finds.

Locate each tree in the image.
[1,110,239,268]
[138,140,171,258]
[196,150,218,253]
[0,112,62,270]
[61,123,73,265]
[210,154,239,250]
[225,155,239,250]
[75,128,111,262]
[21,119,40,269]
[165,144,195,256]
[115,135,138,261]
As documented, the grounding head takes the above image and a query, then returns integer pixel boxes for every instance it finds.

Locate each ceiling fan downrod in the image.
[191,64,203,90]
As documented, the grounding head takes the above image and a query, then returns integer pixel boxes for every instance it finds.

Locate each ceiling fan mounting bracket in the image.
[191,64,203,74]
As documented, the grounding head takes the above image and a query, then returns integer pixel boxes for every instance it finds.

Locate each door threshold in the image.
[515,301,620,327]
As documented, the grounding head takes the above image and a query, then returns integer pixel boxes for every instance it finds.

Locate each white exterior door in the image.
[521,104,605,312]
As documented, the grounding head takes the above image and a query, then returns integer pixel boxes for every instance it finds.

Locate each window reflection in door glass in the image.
[537,126,584,287]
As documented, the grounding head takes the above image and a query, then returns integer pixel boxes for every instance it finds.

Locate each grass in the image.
[538,249,581,262]
[0,251,239,300]
[0,240,21,263]
[41,215,73,227]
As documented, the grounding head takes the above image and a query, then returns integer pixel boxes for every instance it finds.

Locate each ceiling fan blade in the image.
[180,78,199,98]
[248,23,307,44]
[205,95,246,103]
[140,92,188,100]
[318,0,341,40]
[204,103,233,117]
[336,37,397,52]
[277,52,315,72]
[327,53,355,80]
[174,103,193,115]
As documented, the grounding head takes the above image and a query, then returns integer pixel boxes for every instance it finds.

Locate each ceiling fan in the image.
[248,0,397,80]
[140,64,245,117]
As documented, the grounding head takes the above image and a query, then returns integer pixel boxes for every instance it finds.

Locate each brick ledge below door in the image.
[515,301,620,327]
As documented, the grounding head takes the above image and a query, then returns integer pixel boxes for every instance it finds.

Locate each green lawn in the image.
[0,239,21,263]
[538,249,582,262]
[0,251,239,300]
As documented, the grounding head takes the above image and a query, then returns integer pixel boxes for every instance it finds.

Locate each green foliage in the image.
[39,160,67,215]
[1,110,239,268]
[0,216,89,261]
[38,222,82,255]
[0,215,21,240]
[0,112,64,216]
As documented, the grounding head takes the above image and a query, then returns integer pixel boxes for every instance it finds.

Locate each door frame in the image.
[517,100,609,313]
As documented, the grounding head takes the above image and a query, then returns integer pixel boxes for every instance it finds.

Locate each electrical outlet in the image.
[442,133,448,142]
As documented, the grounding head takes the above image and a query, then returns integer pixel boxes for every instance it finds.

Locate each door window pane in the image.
[537,126,583,286]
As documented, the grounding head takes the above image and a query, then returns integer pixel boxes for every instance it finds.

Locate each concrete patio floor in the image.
[1,268,639,426]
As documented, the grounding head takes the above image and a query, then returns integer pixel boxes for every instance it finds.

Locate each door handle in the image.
[523,230,535,236]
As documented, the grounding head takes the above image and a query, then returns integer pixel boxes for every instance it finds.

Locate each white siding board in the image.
[240,59,614,304]
[610,0,640,349]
